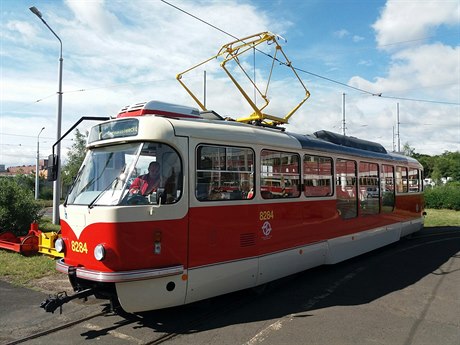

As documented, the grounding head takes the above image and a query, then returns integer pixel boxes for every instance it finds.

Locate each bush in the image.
[0,178,44,236]
[40,185,53,200]
[424,184,460,211]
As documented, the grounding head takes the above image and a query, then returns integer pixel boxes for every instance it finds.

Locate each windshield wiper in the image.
[64,165,85,207]
[87,165,128,209]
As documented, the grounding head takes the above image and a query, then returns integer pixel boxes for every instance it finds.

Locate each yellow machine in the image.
[38,231,64,258]
[177,32,310,127]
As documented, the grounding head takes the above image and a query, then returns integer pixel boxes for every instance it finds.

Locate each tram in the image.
[41,33,424,314]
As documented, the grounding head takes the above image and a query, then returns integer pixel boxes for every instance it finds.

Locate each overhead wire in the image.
[11,0,459,110]
[160,0,460,106]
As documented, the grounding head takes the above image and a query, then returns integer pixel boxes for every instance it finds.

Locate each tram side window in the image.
[260,150,300,199]
[336,159,357,219]
[396,166,408,193]
[381,165,395,213]
[303,155,333,197]
[196,145,254,201]
[408,168,420,193]
[359,162,380,216]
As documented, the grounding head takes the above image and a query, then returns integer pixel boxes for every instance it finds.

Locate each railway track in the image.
[4,310,108,345]
[142,292,259,345]
[4,228,459,345]
[3,283,264,345]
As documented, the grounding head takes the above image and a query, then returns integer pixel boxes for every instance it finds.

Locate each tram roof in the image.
[288,132,417,164]
[167,116,419,165]
[93,113,421,166]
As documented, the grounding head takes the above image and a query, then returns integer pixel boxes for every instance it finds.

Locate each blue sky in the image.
[1,0,459,167]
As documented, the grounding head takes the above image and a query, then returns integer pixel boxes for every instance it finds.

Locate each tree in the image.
[440,151,460,181]
[413,153,434,178]
[402,142,415,157]
[0,177,43,236]
[61,129,87,190]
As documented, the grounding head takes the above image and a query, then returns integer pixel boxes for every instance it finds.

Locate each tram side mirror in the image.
[47,154,58,181]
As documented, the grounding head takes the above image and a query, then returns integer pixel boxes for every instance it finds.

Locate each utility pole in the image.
[397,103,401,153]
[342,93,346,135]
[392,126,395,152]
[35,127,45,199]
[30,6,63,224]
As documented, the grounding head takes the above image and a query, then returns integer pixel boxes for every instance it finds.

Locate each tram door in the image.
[154,138,190,306]
[114,138,191,311]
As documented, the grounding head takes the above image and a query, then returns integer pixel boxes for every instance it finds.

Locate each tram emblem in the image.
[262,221,272,239]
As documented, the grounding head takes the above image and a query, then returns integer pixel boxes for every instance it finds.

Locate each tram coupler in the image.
[40,288,96,314]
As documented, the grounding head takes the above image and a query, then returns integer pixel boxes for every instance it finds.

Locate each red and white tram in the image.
[44,100,424,313]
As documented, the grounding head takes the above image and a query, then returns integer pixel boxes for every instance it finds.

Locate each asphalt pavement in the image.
[1,226,459,345]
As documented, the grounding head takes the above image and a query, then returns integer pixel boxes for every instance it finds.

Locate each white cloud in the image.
[65,0,121,34]
[5,20,36,41]
[349,44,460,100]
[1,0,458,168]
[334,29,349,38]
[341,0,460,155]
[1,0,292,167]
[373,0,460,48]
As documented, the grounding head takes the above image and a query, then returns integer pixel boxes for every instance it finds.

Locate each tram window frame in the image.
[195,144,254,201]
[303,155,333,197]
[408,168,420,193]
[260,150,301,199]
[381,164,395,213]
[396,166,408,193]
[336,158,358,219]
[128,142,183,205]
[358,161,380,216]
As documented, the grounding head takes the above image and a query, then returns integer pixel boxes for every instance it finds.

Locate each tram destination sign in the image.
[89,118,139,143]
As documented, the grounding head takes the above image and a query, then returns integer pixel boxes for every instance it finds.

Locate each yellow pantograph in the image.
[176,32,310,126]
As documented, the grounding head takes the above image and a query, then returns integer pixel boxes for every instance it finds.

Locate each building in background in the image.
[0,159,48,178]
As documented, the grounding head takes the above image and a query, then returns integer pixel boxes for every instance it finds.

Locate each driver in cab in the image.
[129,161,160,196]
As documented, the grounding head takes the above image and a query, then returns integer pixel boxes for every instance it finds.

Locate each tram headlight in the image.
[55,238,65,253]
[94,244,106,261]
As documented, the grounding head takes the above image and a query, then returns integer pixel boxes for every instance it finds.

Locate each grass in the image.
[37,199,54,208]
[0,215,61,287]
[38,217,61,233]
[0,250,58,286]
[424,208,460,227]
[0,208,458,288]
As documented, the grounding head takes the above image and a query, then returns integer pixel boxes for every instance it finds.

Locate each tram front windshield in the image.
[66,142,182,206]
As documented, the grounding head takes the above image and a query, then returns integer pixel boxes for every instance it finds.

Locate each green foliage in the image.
[0,178,44,236]
[413,150,459,182]
[40,185,53,200]
[402,142,415,157]
[414,154,435,178]
[424,184,460,211]
[13,174,35,190]
[61,129,87,190]
[39,217,61,233]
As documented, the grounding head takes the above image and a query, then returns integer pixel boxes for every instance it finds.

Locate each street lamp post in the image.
[35,127,45,200]
[30,6,63,224]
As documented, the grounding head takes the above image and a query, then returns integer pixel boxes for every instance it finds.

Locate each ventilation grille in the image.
[240,233,256,247]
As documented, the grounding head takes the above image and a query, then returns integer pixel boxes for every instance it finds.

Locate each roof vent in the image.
[314,130,387,154]
[117,100,201,119]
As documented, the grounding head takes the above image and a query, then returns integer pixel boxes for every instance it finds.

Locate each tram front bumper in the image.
[56,259,184,283]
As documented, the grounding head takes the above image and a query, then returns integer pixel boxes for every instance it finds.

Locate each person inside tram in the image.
[129,161,161,196]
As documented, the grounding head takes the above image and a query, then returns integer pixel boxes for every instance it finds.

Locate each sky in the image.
[1,0,459,168]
